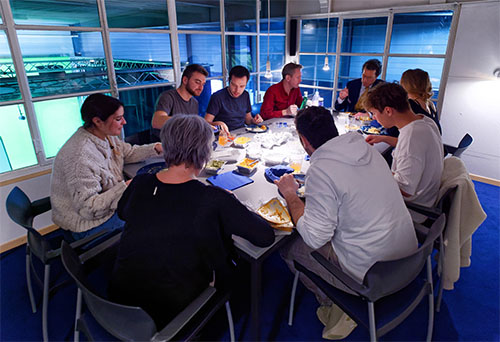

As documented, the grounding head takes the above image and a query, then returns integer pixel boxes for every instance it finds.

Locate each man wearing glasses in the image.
[334,59,384,113]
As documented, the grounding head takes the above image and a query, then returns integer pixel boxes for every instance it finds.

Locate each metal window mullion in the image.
[256,0,261,102]
[167,0,181,87]
[96,0,117,98]
[220,0,227,87]
[0,0,46,165]
[225,31,258,36]
[387,53,446,58]
[332,16,342,104]
[177,30,221,34]
[437,3,461,118]
[285,0,290,62]
[108,27,172,34]
[13,24,100,32]
[338,52,384,57]
[381,9,394,80]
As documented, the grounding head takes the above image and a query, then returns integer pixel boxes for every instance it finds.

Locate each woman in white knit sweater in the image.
[50,94,162,240]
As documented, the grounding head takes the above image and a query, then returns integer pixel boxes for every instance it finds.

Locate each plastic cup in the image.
[290,156,303,173]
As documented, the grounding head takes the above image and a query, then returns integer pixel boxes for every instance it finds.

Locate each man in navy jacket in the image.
[334,59,384,112]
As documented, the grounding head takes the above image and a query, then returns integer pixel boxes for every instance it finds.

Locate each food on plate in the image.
[234,136,251,145]
[246,125,268,133]
[345,124,360,131]
[366,127,381,134]
[205,159,226,174]
[237,158,259,174]
[257,198,291,225]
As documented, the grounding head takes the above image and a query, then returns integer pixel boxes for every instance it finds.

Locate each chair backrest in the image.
[251,102,262,116]
[60,241,157,341]
[361,214,446,302]
[453,133,473,157]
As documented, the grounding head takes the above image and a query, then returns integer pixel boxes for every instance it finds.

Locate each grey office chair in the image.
[61,241,235,342]
[443,133,473,158]
[5,186,110,342]
[288,214,446,342]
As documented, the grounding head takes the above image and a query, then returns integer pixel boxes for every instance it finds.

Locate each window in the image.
[225,0,256,32]
[341,17,387,54]
[260,0,286,33]
[0,104,37,173]
[179,34,222,77]
[301,55,336,88]
[0,31,21,102]
[338,55,381,89]
[226,35,256,73]
[17,30,109,98]
[176,0,220,31]
[105,0,169,29]
[300,18,338,53]
[259,35,285,72]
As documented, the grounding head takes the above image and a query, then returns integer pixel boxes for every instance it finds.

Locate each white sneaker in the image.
[317,305,357,340]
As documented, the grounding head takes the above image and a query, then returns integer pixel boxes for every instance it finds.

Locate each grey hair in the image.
[160,114,214,169]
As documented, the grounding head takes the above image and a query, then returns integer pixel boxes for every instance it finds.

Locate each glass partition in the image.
[341,17,387,53]
[300,18,338,53]
[0,104,37,172]
[260,0,286,33]
[300,55,336,88]
[259,35,285,72]
[0,31,21,102]
[105,0,169,29]
[338,55,382,89]
[34,97,84,158]
[179,34,222,77]
[386,56,444,95]
[225,0,256,32]
[110,32,174,88]
[10,0,100,27]
[17,30,109,98]
[226,35,256,73]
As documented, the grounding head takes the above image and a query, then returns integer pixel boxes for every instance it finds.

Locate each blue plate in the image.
[136,162,167,175]
[245,124,269,133]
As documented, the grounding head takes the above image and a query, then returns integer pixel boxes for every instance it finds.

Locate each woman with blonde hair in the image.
[400,68,441,133]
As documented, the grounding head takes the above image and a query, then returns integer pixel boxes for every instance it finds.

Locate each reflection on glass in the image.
[176,0,220,31]
[195,78,223,117]
[260,0,286,33]
[10,0,100,27]
[225,0,256,32]
[17,30,109,98]
[300,55,336,88]
[226,35,256,73]
[300,88,333,108]
[34,97,84,158]
[259,72,281,96]
[341,17,387,53]
[386,57,444,92]
[338,55,382,89]
[110,32,173,88]
[0,32,21,102]
[391,11,453,54]
[259,35,285,72]
[119,85,174,138]
[105,0,169,29]
[0,104,37,172]
[247,75,258,105]
[300,18,338,53]
[179,34,222,77]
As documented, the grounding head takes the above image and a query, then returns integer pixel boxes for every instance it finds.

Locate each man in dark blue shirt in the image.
[205,66,263,133]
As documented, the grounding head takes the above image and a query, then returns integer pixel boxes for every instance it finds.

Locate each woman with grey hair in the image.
[109,114,274,330]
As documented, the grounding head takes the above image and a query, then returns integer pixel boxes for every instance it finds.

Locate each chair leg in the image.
[74,289,82,342]
[426,256,434,342]
[288,271,300,326]
[436,236,445,312]
[367,302,377,342]
[225,301,235,342]
[25,250,36,313]
[42,264,50,342]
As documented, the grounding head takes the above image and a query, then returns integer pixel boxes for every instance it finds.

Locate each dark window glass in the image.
[300,55,336,88]
[226,35,256,73]
[300,18,338,53]
[391,11,453,54]
[17,30,109,98]
[179,34,222,77]
[10,0,100,27]
[0,31,21,102]
[225,0,256,32]
[341,17,387,53]
[259,35,285,72]
[338,55,382,89]
[260,0,286,33]
[110,32,174,89]
[105,0,169,29]
[176,0,220,31]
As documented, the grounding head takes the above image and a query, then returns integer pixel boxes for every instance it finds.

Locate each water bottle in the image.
[312,90,320,106]
[300,91,308,109]
[318,97,324,107]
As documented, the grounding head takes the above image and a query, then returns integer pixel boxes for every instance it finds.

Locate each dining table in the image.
[122,112,391,341]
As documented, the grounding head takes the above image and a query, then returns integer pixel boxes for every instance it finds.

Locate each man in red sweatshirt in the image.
[261,62,303,120]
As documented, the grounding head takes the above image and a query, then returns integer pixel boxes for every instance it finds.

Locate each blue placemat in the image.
[207,171,254,191]
[136,162,167,175]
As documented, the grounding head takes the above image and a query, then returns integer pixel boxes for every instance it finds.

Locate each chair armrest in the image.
[443,144,457,156]
[77,232,122,263]
[152,286,217,341]
[31,197,51,216]
[311,251,366,296]
[405,202,442,220]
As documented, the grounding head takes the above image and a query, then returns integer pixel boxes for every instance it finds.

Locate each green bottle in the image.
[300,91,308,109]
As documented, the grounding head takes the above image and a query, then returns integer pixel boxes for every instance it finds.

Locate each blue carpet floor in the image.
[1,180,498,341]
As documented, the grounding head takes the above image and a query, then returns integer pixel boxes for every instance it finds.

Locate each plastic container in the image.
[312,90,320,106]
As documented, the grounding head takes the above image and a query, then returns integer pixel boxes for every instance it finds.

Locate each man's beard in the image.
[186,84,199,97]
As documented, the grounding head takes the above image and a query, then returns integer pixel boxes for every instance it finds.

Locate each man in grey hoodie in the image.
[276,106,417,339]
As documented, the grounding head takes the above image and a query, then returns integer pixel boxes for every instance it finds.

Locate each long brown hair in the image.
[400,69,433,103]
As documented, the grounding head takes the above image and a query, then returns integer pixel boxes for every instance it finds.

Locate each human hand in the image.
[274,174,299,198]
[218,122,230,135]
[125,179,133,186]
[339,87,349,100]
[252,114,263,124]
[365,135,386,145]
[154,143,162,154]
[286,104,298,116]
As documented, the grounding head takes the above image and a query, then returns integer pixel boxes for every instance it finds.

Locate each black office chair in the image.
[5,186,110,342]
[443,133,473,158]
[288,214,446,342]
[60,241,236,341]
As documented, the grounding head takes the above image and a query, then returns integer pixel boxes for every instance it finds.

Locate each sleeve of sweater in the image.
[113,138,159,164]
[213,188,275,247]
[69,157,127,221]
